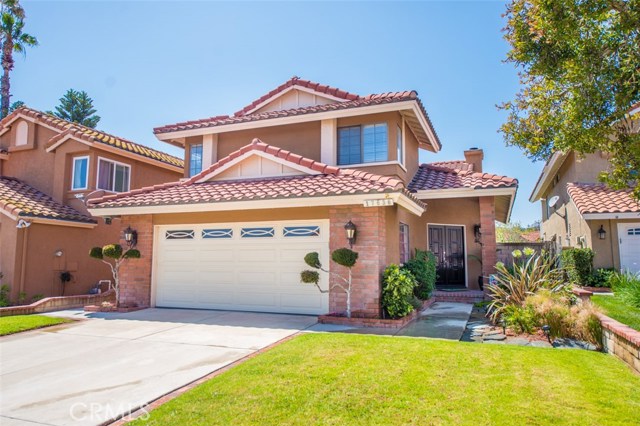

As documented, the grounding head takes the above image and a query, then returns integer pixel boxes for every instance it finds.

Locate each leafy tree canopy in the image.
[50,89,101,128]
[500,0,640,200]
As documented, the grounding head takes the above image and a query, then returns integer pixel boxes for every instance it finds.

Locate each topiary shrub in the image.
[300,247,359,318]
[89,243,141,307]
[560,248,595,285]
[403,249,436,300]
[331,248,358,268]
[381,264,417,319]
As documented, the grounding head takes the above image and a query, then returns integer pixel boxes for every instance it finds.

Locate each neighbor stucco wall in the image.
[538,151,632,270]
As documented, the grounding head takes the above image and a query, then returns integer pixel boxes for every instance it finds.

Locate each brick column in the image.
[118,215,153,307]
[329,205,386,317]
[479,196,497,295]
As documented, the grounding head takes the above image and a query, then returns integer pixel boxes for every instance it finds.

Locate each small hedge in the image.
[382,264,417,319]
[403,249,437,300]
[560,248,594,285]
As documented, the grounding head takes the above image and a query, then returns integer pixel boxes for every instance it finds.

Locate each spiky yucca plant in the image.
[486,253,566,323]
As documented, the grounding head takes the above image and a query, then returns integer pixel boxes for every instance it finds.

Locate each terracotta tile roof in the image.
[90,140,424,210]
[408,163,517,192]
[153,90,421,135]
[183,138,341,185]
[2,107,183,169]
[567,183,640,215]
[0,177,96,224]
[234,76,360,117]
[428,160,474,172]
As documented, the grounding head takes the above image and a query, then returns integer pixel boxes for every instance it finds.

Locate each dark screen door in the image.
[428,225,466,287]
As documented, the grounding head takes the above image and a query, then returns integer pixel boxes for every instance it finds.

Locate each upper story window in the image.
[97,157,130,193]
[337,123,388,166]
[189,144,203,177]
[396,124,403,165]
[15,121,29,146]
[71,156,89,191]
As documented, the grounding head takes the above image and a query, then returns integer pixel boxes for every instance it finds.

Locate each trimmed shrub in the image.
[382,264,417,319]
[560,248,595,285]
[304,252,322,269]
[332,248,358,268]
[102,244,123,259]
[403,249,437,300]
[591,268,616,287]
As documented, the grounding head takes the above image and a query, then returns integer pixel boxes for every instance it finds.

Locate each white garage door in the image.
[153,220,330,315]
[619,223,640,274]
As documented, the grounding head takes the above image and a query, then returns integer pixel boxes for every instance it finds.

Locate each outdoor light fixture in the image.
[104,216,112,225]
[598,225,606,240]
[474,224,482,244]
[344,220,357,248]
[542,325,552,344]
[123,226,138,248]
[500,317,506,335]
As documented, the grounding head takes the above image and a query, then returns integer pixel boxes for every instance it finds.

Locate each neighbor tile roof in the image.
[153,90,424,134]
[0,177,96,224]
[234,76,360,116]
[567,183,640,215]
[408,163,517,191]
[90,139,424,210]
[2,107,183,168]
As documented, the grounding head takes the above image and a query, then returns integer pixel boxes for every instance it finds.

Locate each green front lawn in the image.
[0,314,70,336]
[130,333,640,426]
[592,295,640,331]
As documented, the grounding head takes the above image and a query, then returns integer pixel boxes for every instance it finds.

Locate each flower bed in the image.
[318,298,435,328]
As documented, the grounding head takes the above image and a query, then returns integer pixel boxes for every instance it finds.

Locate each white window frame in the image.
[337,122,389,166]
[97,157,131,193]
[189,143,203,177]
[71,155,90,191]
[396,123,404,167]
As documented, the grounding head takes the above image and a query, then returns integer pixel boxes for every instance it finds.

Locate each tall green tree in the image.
[500,0,640,200]
[0,0,37,119]
[51,89,101,128]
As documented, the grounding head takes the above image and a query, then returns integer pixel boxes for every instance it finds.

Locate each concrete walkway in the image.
[397,302,473,340]
[308,302,473,340]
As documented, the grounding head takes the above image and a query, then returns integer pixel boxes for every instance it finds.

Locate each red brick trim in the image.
[598,313,640,347]
[0,290,115,317]
[318,298,435,329]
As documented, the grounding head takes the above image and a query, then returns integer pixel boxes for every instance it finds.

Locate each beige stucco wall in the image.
[538,151,630,269]
[0,119,182,302]
[183,110,424,185]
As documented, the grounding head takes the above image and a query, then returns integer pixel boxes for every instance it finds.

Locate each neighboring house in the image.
[0,107,183,301]
[88,77,518,317]
[530,150,640,274]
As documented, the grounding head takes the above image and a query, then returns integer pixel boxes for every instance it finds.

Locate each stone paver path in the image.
[397,302,472,340]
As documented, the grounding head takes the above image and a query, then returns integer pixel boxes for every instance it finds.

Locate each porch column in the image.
[118,214,153,307]
[479,196,497,294]
[329,205,386,317]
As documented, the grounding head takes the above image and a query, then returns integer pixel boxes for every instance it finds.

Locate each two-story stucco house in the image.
[88,77,518,317]
[530,148,640,274]
[0,107,183,301]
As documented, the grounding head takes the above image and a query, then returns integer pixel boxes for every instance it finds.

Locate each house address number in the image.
[363,198,394,207]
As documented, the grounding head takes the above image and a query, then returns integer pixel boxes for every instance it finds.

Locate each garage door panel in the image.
[155,221,329,314]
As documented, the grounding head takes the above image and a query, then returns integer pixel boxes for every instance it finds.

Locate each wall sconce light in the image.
[54,250,63,257]
[123,226,138,248]
[104,216,112,225]
[344,220,357,248]
[473,224,482,244]
[598,225,606,240]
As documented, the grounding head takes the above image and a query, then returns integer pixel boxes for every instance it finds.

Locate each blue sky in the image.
[15,0,543,225]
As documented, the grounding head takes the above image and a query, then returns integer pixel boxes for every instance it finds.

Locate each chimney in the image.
[464,147,483,173]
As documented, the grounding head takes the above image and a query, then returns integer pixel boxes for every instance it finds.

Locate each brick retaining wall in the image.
[598,313,640,374]
[0,290,115,317]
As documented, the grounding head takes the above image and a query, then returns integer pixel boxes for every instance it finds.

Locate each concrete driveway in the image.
[0,308,317,426]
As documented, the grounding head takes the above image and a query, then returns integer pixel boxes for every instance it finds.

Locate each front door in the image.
[428,225,466,287]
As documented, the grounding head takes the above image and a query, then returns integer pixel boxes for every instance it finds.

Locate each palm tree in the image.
[1,0,37,119]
